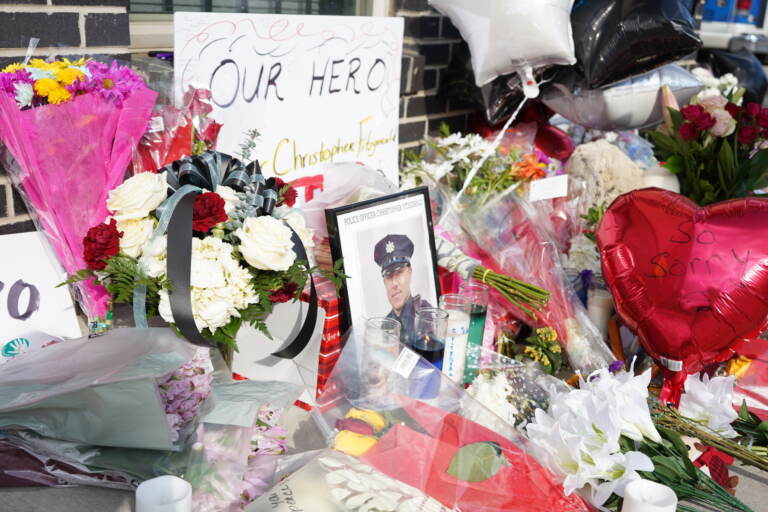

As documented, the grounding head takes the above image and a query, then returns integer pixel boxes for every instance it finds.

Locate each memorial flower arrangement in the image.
[524,367,753,511]
[0,57,156,329]
[648,84,768,205]
[402,123,556,205]
[68,159,340,352]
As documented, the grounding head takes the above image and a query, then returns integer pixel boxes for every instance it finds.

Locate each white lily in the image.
[679,373,739,438]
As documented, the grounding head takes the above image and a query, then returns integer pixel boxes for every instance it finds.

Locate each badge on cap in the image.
[386,241,395,253]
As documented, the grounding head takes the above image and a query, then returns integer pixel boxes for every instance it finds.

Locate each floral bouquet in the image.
[0,58,156,328]
[67,150,336,353]
[647,81,768,205]
[523,366,753,512]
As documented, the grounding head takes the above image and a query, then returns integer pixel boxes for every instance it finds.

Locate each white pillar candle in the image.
[136,475,192,512]
[642,166,680,193]
[587,288,614,339]
[621,479,677,512]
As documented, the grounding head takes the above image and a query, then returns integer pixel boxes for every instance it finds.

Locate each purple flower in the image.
[85,60,145,105]
[0,69,33,97]
[609,360,625,373]
[157,349,213,440]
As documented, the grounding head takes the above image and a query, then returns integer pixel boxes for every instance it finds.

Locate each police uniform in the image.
[373,234,432,345]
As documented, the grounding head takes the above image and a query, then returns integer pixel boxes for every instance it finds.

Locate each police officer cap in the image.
[374,234,414,275]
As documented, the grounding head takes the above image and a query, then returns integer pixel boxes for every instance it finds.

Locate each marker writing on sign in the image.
[208,56,388,107]
[0,279,40,320]
[646,221,751,278]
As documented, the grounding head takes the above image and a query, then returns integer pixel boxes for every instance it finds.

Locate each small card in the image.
[529,175,569,202]
[392,348,420,378]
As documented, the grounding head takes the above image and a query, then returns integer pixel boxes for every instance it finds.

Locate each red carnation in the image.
[679,122,701,142]
[83,218,122,270]
[725,102,741,119]
[745,102,761,118]
[738,125,760,145]
[192,192,227,232]
[680,105,705,121]
[693,112,716,131]
[268,282,299,304]
[273,177,298,207]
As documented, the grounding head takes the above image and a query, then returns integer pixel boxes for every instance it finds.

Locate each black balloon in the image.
[698,49,768,105]
[571,0,702,89]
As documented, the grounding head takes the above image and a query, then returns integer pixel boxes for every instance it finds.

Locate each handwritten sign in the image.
[0,232,82,349]
[174,13,404,200]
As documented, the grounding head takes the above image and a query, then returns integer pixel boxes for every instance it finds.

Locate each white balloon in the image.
[429,0,576,96]
[542,64,704,131]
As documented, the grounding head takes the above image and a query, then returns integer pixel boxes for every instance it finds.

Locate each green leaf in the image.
[663,155,685,175]
[739,400,752,422]
[446,442,508,482]
[668,107,684,131]
[648,130,680,155]
[718,140,735,176]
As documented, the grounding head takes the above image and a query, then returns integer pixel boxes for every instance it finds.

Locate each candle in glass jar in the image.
[587,288,614,339]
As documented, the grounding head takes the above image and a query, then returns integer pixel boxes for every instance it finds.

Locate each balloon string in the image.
[453,76,552,206]
[454,97,528,204]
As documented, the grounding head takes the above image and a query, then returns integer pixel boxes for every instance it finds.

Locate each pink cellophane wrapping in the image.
[0,87,156,320]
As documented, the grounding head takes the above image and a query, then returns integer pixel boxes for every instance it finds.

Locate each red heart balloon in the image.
[597,189,768,403]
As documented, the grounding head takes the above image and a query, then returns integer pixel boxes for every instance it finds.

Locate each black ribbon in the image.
[159,151,318,359]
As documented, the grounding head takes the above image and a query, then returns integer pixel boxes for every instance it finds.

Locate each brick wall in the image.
[396,0,475,160]
[0,0,130,234]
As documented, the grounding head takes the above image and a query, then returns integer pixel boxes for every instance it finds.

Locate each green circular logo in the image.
[2,337,30,358]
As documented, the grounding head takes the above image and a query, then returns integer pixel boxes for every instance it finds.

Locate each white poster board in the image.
[174,13,404,202]
[0,232,82,358]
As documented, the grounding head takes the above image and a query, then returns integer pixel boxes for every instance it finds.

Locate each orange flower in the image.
[512,153,547,180]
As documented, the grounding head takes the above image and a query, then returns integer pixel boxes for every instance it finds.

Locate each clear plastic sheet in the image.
[302,330,591,512]
[436,187,614,374]
[731,337,768,420]
[0,83,156,322]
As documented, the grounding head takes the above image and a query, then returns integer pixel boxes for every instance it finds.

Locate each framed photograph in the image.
[325,187,441,344]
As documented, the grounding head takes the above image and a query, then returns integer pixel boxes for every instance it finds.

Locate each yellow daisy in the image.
[33,78,61,97]
[61,57,89,67]
[2,63,24,73]
[54,67,85,85]
[29,58,66,71]
[47,86,72,104]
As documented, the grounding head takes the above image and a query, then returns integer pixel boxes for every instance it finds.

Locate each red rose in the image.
[681,105,705,121]
[745,103,761,118]
[679,122,701,141]
[268,282,299,304]
[725,102,741,119]
[192,192,227,232]
[83,218,122,270]
[693,112,716,131]
[199,119,223,147]
[738,125,759,145]
[757,108,768,129]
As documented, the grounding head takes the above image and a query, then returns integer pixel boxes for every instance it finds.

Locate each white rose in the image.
[273,206,315,250]
[107,172,168,221]
[139,236,167,278]
[215,185,242,215]
[115,217,154,258]
[235,216,296,271]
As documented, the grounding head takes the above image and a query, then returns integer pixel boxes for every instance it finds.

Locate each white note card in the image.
[529,175,569,202]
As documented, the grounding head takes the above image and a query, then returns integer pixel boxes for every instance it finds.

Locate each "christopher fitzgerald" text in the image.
[264,117,395,176]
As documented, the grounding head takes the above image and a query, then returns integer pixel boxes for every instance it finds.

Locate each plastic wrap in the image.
[543,64,704,131]
[0,363,303,512]
[0,73,156,324]
[571,0,702,89]
[300,330,590,512]
[731,338,768,421]
[0,328,196,451]
[436,187,614,375]
[430,0,575,95]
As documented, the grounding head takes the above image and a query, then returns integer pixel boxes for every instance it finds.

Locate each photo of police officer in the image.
[373,234,432,345]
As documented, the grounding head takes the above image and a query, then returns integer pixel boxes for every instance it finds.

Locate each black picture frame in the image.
[325,186,441,339]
